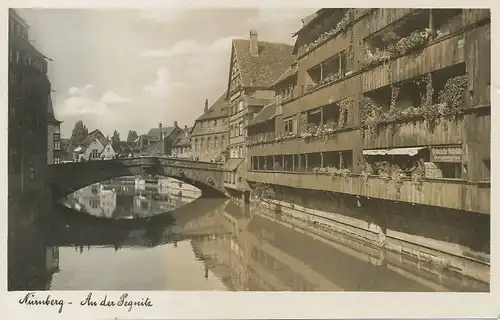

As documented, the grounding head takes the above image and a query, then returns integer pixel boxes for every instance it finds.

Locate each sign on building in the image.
[430,146,462,163]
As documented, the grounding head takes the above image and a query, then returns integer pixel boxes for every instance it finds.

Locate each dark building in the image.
[8,9,51,203]
[8,9,53,290]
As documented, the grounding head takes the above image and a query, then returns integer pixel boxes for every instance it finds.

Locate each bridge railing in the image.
[50,155,223,170]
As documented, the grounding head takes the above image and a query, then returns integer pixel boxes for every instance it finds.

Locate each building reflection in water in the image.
[60,175,202,219]
[190,200,489,292]
[9,177,490,291]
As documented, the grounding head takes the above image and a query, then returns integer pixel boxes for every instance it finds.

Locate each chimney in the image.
[204,99,208,113]
[174,121,178,127]
[249,30,258,56]
[184,125,188,131]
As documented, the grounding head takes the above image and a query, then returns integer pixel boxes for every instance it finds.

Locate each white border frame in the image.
[1,0,498,318]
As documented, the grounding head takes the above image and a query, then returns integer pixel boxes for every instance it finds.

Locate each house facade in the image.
[224,30,295,197]
[137,122,184,157]
[172,126,192,159]
[190,95,229,162]
[73,129,115,161]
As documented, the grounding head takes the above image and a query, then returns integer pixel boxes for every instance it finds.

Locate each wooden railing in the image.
[247,170,490,214]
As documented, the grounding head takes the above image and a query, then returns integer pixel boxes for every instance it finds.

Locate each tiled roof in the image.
[146,127,176,140]
[196,92,229,121]
[116,141,134,153]
[272,63,298,87]
[248,102,277,126]
[173,132,190,147]
[78,129,108,151]
[232,39,295,88]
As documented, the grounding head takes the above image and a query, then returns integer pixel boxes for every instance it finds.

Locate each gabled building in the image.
[136,122,184,157]
[223,30,295,199]
[190,93,229,162]
[73,129,115,161]
[172,125,192,159]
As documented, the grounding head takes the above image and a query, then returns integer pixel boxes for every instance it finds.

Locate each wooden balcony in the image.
[364,117,463,149]
[248,128,359,157]
[247,170,490,214]
[362,33,466,93]
[282,75,359,118]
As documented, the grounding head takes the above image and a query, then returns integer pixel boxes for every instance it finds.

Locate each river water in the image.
[8,176,488,292]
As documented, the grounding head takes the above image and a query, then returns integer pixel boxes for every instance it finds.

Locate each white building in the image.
[73,129,116,161]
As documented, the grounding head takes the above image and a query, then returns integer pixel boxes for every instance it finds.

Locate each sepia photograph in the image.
[5,3,494,317]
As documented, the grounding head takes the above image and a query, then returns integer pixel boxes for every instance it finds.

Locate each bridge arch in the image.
[48,157,226,200]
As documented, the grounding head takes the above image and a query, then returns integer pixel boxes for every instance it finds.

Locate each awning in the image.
[363,149,388,156]
[222,158,244,171]
[387,146,427,156]
[363,147,427,157]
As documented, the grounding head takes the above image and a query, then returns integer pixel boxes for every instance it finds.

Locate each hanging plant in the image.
[299,9,353,56]
[360,96,385,137]
[312,166,351,181]
[411,159,425,191]
[361,161,373,184]
[339,97,354,128]
[347,28,355,69]
[392,167,405,194]
[360,48,392,71]
[394,28,432,55]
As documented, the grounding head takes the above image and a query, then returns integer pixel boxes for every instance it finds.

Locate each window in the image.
[16,52,20,64]
[15,23,20,37]
[238,146,243,158]
[9,48,12,63]
[435,162,462,179]
[214,119,217,126]
[214,137,218,148]
[238,101,244,112]
[54,141,61,150]
[54,157,60,164]
[284,118,294,133]
[10,73,17,84]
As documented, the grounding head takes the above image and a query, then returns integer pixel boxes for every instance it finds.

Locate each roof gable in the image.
[229,39,295,90]
[79,129,107,150]
[196,91,229,121]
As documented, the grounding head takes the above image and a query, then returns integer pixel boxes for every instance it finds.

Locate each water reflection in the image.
[60,176,202,219]
[9,180,489,291]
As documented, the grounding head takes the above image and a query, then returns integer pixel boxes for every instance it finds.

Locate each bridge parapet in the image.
[49,156,225,199]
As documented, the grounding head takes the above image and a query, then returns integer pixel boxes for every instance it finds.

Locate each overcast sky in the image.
[17,8,316,138]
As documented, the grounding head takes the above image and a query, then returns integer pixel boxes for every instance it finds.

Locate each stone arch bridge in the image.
[48,157,226,199]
